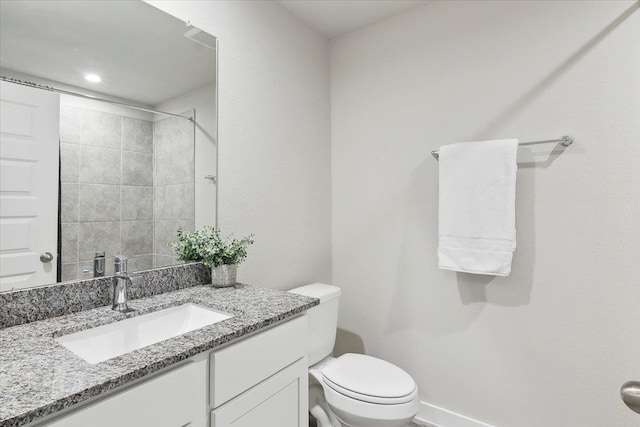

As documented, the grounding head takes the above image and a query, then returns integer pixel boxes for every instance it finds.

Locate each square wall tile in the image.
[153,115,194,154]
[154,149,193,186]
[60,143,79,183]
[128,254,154,272]
[175,146,195,184]
[154,220,177,256]
[81,109,121,149]
[61,183,79,223]
[61,263,79,282]
[78,260,115,279]
[61,223,78,264]
[155,255,182,268]
[123,117,153,153]
[122,151,153,186]
[153,152,175,187]
[79,184,120,222]
[121,221,153,256]
[78,221,120,262]
[154,186,171,220]
[176,184,195,221]
[155,184,195,221]
[121,186,153,220]
[154,220,193,256]
[79,146,121,185]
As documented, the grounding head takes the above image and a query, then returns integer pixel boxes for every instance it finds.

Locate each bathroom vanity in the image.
[42,316,308,427]
[0,265,318,427]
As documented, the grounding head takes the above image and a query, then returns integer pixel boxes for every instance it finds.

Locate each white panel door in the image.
[0,81,59,290]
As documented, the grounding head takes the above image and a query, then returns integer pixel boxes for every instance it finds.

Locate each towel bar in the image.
[430,135,573,160]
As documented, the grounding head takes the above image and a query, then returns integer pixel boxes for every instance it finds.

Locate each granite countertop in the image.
[0,284,318,427]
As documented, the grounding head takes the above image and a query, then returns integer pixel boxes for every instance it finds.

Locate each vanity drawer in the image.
[42,360,207,427]
[210,315,307,408]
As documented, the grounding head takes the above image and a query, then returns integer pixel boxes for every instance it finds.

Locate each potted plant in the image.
[171,226,254,287]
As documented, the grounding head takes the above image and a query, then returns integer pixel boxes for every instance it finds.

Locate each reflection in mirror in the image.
[0,0,217,290]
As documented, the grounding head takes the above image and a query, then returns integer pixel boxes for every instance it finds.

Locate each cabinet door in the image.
[211,358,308,427]
[42,360,207,427]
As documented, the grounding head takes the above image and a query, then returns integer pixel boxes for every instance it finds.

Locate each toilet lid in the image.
[322,354,417,404]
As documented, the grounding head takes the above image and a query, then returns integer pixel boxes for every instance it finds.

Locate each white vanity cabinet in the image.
[37,315,308,427]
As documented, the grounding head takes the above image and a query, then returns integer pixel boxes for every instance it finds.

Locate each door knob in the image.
[40,252,54,263]
[621,381,640,414]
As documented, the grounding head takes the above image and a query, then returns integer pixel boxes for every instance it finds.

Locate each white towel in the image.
[438,139,518,276]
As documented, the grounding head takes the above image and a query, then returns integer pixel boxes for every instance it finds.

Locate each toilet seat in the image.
[321,354,418,405]
[323,377,417,405]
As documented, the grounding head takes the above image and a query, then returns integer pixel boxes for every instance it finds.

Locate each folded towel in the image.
[438,139,518,276]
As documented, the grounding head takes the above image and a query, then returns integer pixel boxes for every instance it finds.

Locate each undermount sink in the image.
[56,304,232,364]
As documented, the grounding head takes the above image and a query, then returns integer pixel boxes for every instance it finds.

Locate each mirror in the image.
[0,0,217,290]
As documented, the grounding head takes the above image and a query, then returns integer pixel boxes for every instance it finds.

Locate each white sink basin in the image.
[56,304,232,364]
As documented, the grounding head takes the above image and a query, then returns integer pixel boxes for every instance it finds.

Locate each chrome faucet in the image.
[112,255,132,312]
[93,251,105,277]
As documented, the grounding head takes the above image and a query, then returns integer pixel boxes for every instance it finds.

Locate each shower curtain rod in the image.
[430,135,574,160]
[1,76,194,121]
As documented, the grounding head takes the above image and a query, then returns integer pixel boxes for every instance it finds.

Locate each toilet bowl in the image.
[289,283,420,427]
[311,354,419,427]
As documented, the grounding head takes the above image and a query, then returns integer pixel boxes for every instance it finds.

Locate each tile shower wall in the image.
[153,114,195,267]
[60,104,154,280]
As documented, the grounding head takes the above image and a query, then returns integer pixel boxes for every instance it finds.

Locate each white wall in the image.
[331,1,640,426]
[147,1,332,289]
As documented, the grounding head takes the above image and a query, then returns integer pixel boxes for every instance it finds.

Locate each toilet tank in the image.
[288,283,341,366]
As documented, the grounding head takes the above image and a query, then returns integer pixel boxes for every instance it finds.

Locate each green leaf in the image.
[170,226,255,268]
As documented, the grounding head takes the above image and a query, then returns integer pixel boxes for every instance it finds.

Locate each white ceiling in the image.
[276,0,433,39]
[0,1,216,106]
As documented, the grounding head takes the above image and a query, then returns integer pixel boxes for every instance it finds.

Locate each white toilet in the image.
[289,283,420,427]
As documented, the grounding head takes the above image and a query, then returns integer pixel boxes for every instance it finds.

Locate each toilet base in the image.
[311,407,415,427]
[329,406,415,427]
[324,385,418,427]
[310,382,341,427]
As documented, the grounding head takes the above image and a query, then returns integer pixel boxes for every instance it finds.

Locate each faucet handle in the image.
[114,255,129,274]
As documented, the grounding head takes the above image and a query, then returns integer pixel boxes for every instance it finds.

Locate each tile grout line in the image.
[76,106,81,279]
[119,115,123,266]
[152,118,156,268]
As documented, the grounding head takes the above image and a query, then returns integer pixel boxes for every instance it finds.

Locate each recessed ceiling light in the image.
[84,73,101,83]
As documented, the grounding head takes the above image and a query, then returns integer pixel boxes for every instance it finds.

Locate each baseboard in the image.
[413,401,496,427]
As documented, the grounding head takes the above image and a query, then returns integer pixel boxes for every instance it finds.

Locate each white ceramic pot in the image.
[211,264,237,287]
